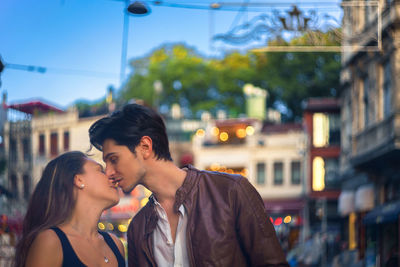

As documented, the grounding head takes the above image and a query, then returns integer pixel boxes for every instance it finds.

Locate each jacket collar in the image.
[144,164,199,229]
[144,196,158,235]
[174,165,198,213]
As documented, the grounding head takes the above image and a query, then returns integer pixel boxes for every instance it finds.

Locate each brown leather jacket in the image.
[127,165,289,267]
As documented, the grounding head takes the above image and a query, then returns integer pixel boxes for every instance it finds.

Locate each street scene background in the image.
[0,0,397,266]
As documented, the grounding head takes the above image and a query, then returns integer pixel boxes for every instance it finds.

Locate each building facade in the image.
[339,0,400,266]
[302,98,342,265]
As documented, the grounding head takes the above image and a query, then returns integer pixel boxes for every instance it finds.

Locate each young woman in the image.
[14,151,125,267]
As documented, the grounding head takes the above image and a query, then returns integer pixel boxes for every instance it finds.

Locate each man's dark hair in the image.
[89,104,172,161]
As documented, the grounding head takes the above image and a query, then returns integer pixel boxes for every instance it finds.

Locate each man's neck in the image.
[144,160,187,205]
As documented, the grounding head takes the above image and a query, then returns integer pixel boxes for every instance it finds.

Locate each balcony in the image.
[351,113,400,171]
[381,1,400,33]
[342,1,400,65]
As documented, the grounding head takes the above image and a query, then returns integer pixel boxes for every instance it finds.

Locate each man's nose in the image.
[105,165,116,178]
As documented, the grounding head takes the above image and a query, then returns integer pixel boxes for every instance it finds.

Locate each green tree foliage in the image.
[121,43,257,118]
[210,52,257,117]
[120,30,341,121]
[74,99,108,118]
[254,30,341,121]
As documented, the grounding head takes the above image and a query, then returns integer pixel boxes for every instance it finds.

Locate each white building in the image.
[194,120,305,199]
[30,107,103,186]
[193,117,306,243]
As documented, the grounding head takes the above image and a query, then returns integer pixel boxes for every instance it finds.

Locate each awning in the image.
[338,191,355,216]
[355,184,374,212]
[363,200,400,225]
[264,199,305,214]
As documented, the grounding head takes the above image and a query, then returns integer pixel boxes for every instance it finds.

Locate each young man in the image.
[89,103,289,267]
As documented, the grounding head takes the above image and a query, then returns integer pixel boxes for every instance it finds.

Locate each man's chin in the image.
[121,184,136,194]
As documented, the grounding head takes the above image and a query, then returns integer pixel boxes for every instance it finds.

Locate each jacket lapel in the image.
[142,200,158,266]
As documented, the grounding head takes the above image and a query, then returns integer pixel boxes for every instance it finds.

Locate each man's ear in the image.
[139,136,153,159]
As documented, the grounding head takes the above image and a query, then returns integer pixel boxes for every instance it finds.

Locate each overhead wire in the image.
[4,63,118,79]
[145,1,341,11]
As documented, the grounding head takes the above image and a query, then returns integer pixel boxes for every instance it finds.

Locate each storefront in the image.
[363,200,400,267]
[265,199,305,252]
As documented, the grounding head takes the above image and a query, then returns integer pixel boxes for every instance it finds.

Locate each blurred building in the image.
[30,106,104,184]
[303,98,341,238]
[165,103,207,168]
[339,1,400,266]
[1,99,65,262]
[4,100,64,214]
[192,116,306,251]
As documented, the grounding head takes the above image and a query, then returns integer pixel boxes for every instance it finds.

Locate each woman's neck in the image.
[60,200,103,239]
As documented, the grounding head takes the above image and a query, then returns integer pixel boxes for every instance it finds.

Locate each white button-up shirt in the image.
[152,196,189,267]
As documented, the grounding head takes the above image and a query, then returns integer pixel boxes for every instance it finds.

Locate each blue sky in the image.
[0,0,341,108]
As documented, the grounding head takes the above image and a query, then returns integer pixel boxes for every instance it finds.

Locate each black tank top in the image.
[50,227,126,267]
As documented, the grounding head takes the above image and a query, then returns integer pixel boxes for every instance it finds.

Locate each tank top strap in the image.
[98,231,126,267]
[50,227,86,267]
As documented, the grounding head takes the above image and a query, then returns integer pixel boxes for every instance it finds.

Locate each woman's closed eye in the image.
[98,166,106,174]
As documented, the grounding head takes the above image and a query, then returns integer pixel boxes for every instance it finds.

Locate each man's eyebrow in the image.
[103,152,116,162]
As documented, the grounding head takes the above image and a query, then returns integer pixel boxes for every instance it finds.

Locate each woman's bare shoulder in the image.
[25,229,63,267]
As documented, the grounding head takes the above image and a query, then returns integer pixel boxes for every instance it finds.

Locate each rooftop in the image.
[261,122,303,134]
[7,99,64,115]
[303,98,340,112]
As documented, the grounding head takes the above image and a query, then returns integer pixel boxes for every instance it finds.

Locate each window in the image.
[273,162,283,185]
[312,157,339,191]
[23,174,30,201]
[50,132,58,157]
[63,131,70,151]
[364,0,370,25]
[383,61,392,118]
[291,161,301,185]
[363,76,370,127]
[39,134,45,156]
[10,139,17,162]
[345,98,352,147]
[325,158,339,188]
[256,163,266,185]
[11,174,18,199]
[328,114,341,145]
[22,138,30,162]
[313,113,341,147]
[385,182,400,202]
